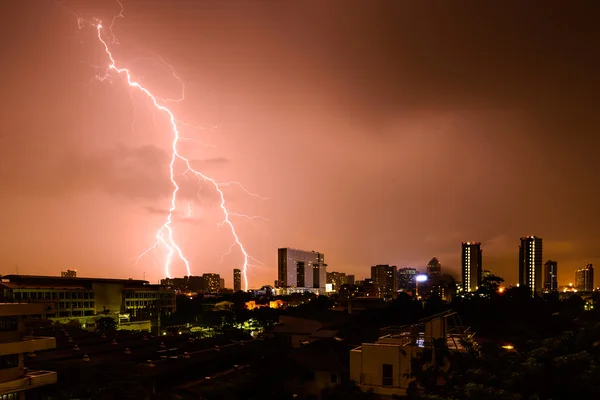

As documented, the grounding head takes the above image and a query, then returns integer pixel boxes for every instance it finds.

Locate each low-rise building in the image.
[0,303,57,398]
[0,275,175,330]
[350,311,471,397]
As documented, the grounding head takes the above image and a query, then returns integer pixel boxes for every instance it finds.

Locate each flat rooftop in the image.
[1,275,150,287]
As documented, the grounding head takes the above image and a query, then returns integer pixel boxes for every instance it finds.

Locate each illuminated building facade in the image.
[518,236,543,294]
[0,275,176,327]
[326,272,347,291]
[371,265,397,296]
[202,274,221,294]
[461,242,482,292]
[576,264,594,291]
[233,269,242,292]
[426,258,441,276]
[0,303,57,398]
[543,260,558,290]
[277,248,327,291]
[397,268,417,291]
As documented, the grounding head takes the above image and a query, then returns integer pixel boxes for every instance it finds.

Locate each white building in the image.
[277,248,327,293]
[0,303,57,399]
[350,311,471,397]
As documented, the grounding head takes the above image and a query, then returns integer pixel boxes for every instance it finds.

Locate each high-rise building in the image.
[326,271,347,290]
[575,264,594,291]
[371,265,397,296]
[427,258,441,276]
[277,248,326,291]
[461,242,482,292]
[397,267,417,291]
[233,269,242,292]
[202,273,221,293]
[219,278,225,290]
[518,236,543,294]
[346,275,355,285]
[61,269,77,277]
[543,260,558,290]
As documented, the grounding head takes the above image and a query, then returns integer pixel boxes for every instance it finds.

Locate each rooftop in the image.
[2,275,150,286]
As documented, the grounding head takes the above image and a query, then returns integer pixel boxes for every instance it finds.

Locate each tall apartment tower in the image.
[575,263,594,291]
[518,236,543,294]
[202,273,221,293]
[543,260,558,290]
[371,265,397,296]
[233,269,242,292]
[461,242,482,292]
[277,248,326,291]
[427,258,441,276]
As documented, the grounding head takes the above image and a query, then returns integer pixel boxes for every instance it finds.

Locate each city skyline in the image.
[0,1,598,287]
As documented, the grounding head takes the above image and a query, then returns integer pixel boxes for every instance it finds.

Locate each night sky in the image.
[0,0,598,287]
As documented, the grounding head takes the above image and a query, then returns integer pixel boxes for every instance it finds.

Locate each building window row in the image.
[125,300,157,308]
[0,317,18,332]
[14,291,94,300]
[56,301,95,310]
[124,292,159,299]
[0,354,19,370]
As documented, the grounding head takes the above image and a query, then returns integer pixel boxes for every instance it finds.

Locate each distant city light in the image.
[416,275,428,283]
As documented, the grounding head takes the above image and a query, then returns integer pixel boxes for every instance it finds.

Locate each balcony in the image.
[0,370,57,394]
[0,337,56,356]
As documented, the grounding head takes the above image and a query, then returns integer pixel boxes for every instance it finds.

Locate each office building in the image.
[0,303,57,398]
[346,275,355,285]
[518,236,543,294]
[576,264,594,291]
[233,269,242,292]
[543,260,558,290]
[426,258,441,276]
[326,272,347,291]
[461,242,482,292]
[0,275,175,328]
[371,265,397,296]
[397,268,417,291]
[60,270,77,278]
[277,248,327,292]
[202,274,221,294]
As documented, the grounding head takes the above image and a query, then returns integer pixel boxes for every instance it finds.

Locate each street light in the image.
[415,274,428,299]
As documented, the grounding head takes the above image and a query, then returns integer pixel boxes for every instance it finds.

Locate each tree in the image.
[96,316,117,332]
[477,274,505,297]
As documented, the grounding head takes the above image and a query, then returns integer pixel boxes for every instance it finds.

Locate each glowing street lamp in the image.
[415,274,428,298]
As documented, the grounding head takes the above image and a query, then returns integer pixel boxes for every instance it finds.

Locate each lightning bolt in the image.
[86,11,256,290]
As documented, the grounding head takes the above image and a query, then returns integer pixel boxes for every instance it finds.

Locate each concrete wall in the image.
[92,283,124,314]
[349,348,362,383]
[425,317,447,342]
[119,320,151,332]
[351,343,424,397]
